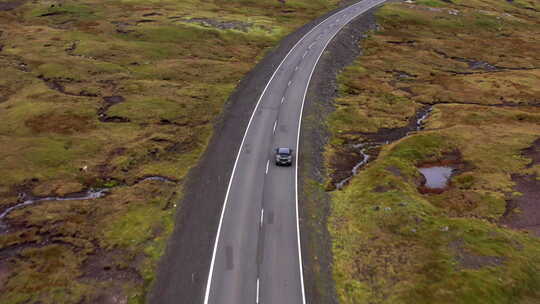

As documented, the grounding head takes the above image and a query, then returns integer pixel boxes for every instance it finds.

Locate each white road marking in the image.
[295,66,299,71]
[256,278,260,304]
[265,160,269,174]
[302,51,308,58]
[288,80,292,87]
[260,209,264,227]
[281,97,285,104]
[308,42,316,49]
[273,120,277,133]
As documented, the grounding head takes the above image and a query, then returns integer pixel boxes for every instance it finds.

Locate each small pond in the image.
[418,166,454,189]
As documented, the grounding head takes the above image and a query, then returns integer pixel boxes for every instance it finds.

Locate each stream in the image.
[334,106,433,189]
[0,189,108,230]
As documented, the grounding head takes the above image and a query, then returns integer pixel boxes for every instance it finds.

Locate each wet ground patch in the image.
[0,0,25,11]
[501,174,540,236]
[98,95,130,123]
[81,248,143,285]
[176,18,253,32]
[501,138,540,236]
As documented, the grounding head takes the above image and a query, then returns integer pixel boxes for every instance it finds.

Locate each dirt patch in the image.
[81,249,143,284]
[25,113,94,134]
[0,0,25,11]
[78,249,141,302]
[501,174,540,237]
[450,239,505,270]
[501,138,540,237]
[523,138,540,168]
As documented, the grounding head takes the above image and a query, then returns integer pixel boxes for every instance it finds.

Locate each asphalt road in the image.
[204,1,386,303]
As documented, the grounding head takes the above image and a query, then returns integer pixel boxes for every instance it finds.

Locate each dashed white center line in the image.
[273,120,277,133]
[260,209,264,227]
[256,278,260,304]
[281,96,285,104]
[308,42,316,49]
[295,66,299,71]
[303,50,308,58]
[265,160,269,175]
[288,80,292,87]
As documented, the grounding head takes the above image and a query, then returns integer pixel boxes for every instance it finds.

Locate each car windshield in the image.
[278,148,291,155]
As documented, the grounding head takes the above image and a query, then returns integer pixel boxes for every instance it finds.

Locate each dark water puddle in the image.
[418,166,454,189]
[0,189,107,230]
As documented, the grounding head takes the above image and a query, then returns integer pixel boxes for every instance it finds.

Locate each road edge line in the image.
[295,1,387,303]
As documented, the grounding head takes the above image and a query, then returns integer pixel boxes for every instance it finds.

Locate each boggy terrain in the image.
[325,0,540,303]
[0,0,341,302]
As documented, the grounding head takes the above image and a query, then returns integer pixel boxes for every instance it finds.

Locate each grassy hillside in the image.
[326,0,540,303]
[0,0,340,302]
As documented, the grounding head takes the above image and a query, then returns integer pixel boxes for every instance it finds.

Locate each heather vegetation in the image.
[327,0,540,303]
[0,0,340,302]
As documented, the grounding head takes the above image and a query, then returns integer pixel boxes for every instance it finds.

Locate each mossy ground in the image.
[327,0,540,303]
[0,0,340,302]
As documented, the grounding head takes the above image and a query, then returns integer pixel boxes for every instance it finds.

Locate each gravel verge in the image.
[299,7,379,304]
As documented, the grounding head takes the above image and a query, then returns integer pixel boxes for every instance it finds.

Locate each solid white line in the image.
[281,97,285,104]
[266,160,269,174]
[260,209,264,227]
[294,1,387,304]
[273,120,277,133]
[256,278,260,304]
[203,1,383,303]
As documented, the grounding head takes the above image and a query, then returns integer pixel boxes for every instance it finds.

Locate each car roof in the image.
[277,147,291,154]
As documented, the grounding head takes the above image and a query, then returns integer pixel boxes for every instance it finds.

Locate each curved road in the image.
[204,1,386,303]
